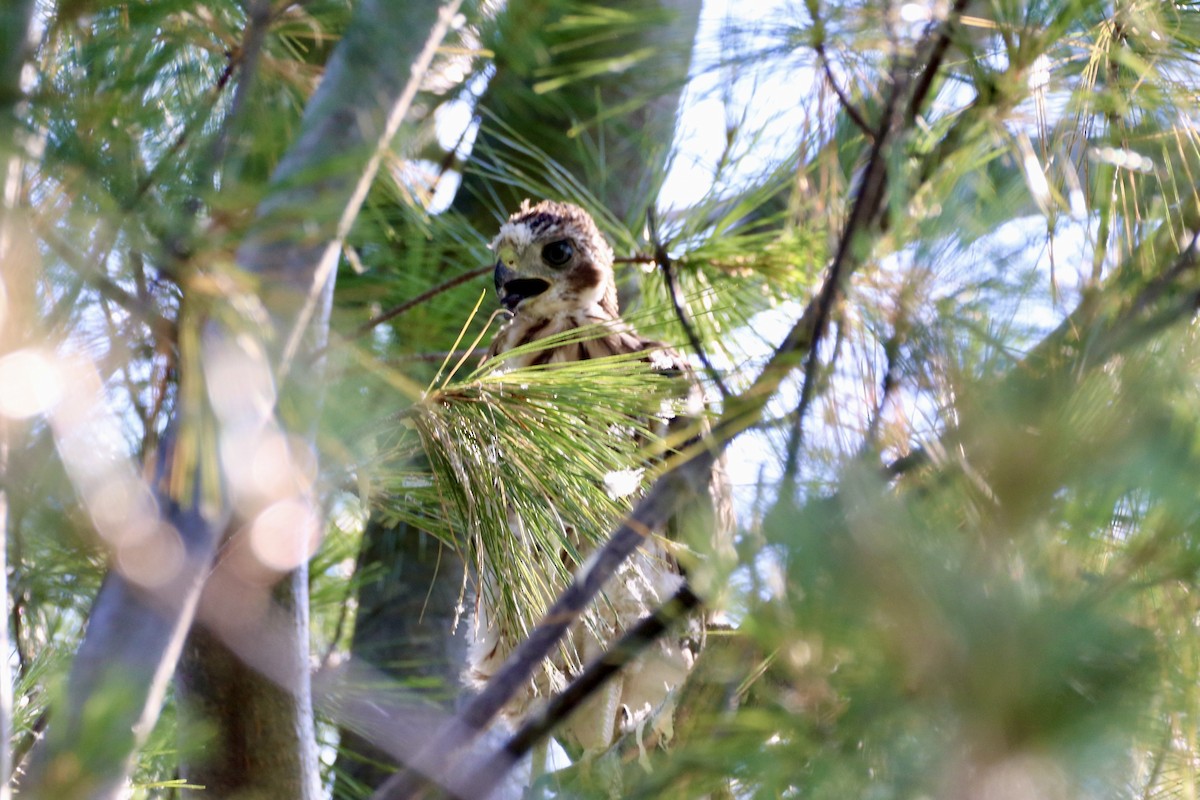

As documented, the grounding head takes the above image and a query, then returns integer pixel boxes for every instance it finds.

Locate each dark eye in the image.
[541,239,573,267]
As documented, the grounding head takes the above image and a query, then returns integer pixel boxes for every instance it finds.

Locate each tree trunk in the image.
[334,519,469,796]
[174,0,463,797]
[452,0,702,228]
[177,569,320,800]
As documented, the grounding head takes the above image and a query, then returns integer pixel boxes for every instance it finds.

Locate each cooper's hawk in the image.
[465,199,729,757]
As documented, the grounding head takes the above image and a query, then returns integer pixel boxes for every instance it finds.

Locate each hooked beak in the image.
[494,260,549,312]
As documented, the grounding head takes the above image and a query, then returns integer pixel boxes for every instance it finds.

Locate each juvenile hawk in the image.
[465,199,728,756]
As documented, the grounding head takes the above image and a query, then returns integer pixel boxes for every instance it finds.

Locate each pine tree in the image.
[5,1,1200,799]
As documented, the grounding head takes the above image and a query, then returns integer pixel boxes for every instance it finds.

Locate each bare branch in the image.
[373,458,716,800]
[353,265,493,341]
[307,264,492,365]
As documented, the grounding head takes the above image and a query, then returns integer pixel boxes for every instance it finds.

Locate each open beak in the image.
[494,260,549,312]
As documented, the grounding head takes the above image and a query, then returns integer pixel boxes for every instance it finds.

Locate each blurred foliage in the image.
[8,0,1200,797]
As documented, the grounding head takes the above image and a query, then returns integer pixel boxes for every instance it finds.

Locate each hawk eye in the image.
[541,239,573,267]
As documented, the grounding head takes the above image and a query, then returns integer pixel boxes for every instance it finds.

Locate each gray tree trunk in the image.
[174,2,463,799]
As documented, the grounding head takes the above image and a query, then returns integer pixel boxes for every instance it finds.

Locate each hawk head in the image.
[490,200,619,319]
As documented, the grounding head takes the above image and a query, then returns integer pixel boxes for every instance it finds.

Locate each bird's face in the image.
[490,200,617,317]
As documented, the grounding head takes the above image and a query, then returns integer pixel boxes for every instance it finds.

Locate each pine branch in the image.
[650,208,731,401]
[447,586,702,800]
[808,0,875,140]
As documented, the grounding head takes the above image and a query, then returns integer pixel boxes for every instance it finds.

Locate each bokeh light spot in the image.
[0,349,63,419]
[248,498,321,572]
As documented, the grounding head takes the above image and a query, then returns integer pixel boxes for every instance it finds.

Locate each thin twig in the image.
[863,331,903,449]
[808,0,876,139]
[859,281,915,456]
[320,585,354,671]
[774,36,908,491]
[388,348,487,365]
[1139,718,1175,800]
[98,294,152,428]
[132,44,242,202]
[780,322,831,494]
[904,2,967,124]
[354,265,493,341]
[814,40,876,139]
[9,710,47,784]
[778,0,968,488]
[140,339,175,463]
[35,220,177,344]
[201,0,273,179]
[307,266,492,366]
[508,585,700,759]
[1078,233,1200,368]
[648,210,731,401]
[138,0,272,271]
[9,535,27,682]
